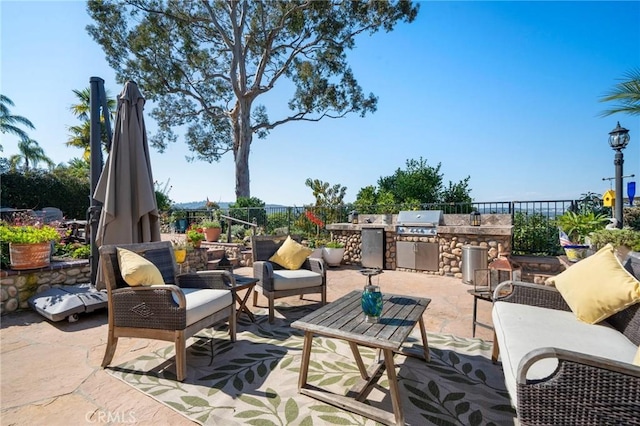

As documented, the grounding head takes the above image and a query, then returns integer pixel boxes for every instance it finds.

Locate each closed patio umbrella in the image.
[93,80,161,288]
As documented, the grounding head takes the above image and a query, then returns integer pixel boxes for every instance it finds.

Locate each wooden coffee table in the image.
[291,290,431,425]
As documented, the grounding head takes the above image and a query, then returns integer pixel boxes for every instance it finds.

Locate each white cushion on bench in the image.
[493,300,637,406]
[273,269,322,291]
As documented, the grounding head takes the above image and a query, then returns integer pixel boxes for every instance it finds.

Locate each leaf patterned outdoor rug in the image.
[107,305,516,425]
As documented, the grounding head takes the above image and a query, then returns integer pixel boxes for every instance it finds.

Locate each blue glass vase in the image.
[361,284,383,323]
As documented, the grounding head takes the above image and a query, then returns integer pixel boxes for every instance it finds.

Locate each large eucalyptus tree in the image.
[87,0,419,198]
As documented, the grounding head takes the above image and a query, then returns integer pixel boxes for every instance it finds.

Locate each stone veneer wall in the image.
[329,230,512,278]
[1,260,91,315]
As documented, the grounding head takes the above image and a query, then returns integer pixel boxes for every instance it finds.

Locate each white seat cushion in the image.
[273,269,322,291]
[176,288,232,325]
[493,301,637,407]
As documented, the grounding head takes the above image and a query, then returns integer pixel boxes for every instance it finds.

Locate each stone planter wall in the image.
[1,260,91,315]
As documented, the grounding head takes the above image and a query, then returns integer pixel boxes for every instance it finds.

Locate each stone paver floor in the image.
[1,265,495,425]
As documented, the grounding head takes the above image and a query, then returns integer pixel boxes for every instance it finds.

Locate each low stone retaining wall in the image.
[1,259,91,315]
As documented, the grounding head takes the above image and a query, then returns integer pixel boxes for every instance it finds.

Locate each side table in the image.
[467,289,493,337]
[230,275,259,322]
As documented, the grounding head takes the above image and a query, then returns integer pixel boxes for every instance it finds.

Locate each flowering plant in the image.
[186,226,205,244]
[305,210,325,228]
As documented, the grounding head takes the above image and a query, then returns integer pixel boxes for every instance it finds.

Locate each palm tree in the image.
[66,87,116,158]
[9,138,54,172]
[599,68,640,116]
[0,95,35,152]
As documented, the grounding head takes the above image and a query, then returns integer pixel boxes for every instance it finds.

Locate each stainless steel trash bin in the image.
[462,245,488,284]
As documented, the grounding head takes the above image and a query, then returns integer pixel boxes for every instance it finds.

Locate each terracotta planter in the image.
[203,227,221,242]
[9,242,52,270]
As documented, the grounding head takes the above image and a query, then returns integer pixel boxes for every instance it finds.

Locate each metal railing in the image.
[169,199,614,256]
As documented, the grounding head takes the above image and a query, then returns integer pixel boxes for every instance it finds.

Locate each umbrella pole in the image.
[89,77,110,288]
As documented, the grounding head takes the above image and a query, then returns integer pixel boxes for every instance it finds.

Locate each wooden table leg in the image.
[418,316,430,362]
[298,331,313,390]
[348,341,369,380]
[383,348,404,425]
[236,285,256,322]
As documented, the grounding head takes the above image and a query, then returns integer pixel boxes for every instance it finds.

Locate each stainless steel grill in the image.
[395,210,443,272]
[395,210,443,236]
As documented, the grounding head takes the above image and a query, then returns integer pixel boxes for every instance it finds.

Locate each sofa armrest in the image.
[493,280,571,312]
[253,260,275,292]
[516,347,640,425]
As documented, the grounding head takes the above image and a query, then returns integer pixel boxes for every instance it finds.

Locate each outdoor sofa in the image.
[491,246,640,425]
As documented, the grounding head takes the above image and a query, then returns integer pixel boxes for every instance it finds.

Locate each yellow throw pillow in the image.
[269,236,313,270]
[634,346,640,367]
[549,244,640,324]
[117,248,165,286]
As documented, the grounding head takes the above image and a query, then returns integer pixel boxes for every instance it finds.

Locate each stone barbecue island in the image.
[325,213,513,278]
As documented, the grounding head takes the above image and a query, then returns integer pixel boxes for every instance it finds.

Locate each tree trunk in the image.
[234,100,252,199]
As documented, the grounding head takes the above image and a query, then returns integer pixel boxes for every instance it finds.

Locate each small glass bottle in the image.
[361,284,383,323]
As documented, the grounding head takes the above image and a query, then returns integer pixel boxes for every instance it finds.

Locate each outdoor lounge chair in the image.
[99,241,236,381]
[252,235,326,323]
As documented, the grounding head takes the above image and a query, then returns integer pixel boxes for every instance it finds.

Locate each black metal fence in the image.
[173,199,612,256]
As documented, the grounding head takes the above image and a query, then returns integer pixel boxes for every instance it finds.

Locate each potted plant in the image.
[170,209,188,233]
[200,219,222,242]
[0,223,61,270]
[589,229,640,258]
[307,238,328,259]
[555,211,608,261]
[186,226,205,248]
[171,239,189,264]
[322,240,345,267]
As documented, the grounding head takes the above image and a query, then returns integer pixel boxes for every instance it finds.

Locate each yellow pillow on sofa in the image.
[634,346,640,366]
[548,244,640,324]
[117,248,165,286]
[269,236,313,270]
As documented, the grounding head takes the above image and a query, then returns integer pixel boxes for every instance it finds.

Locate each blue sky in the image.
[2,1,639,206]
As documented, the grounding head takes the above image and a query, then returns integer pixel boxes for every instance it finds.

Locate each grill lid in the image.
[396,210,443,226]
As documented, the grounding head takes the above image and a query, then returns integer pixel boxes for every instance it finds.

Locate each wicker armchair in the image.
[251,235,326,323]
[492,281,640,425]
[99,241,236,381]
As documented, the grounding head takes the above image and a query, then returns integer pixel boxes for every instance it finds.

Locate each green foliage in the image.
[265,211,291,234]
[169,209,187,221]
[186,228,205,243]
[54,242,91,259]
[555,211,609,244]
[325,241,344,249]
[624,207,640,230]
[199,219,221,229]
[0,170,89,219]
[305,178,347,207]
[599,67,640,117]
[512,212,561,256]
[86,1,418,198]
[229,197,267,227]
[589,229,640,251]
[0,223,60,244]
[356,157,472,209]
[155,179,173,211]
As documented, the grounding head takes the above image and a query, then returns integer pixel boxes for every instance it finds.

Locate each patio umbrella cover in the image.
[93,81,161,286]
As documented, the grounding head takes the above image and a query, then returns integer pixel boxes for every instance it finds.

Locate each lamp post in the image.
[608,122,630,228]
